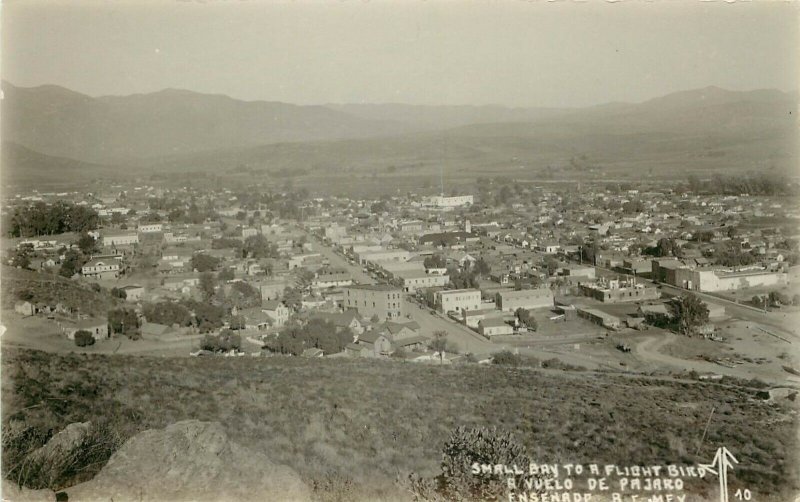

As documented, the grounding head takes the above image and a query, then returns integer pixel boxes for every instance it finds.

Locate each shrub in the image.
[73,330,95,347]
[492,350,521,367]
[402,426,548,501]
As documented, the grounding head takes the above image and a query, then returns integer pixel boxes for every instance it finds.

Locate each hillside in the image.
[0,141,119,189]
[0,266,118,317]
[2,349,796,501]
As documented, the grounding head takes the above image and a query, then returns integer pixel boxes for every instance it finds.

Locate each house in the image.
[310,310,365,334]
[479,318,514,338]
[81,259,121,280]
[238,308,273,331]
[137,223,163,233]
[121,285,145,302]
[355,331,393,357]
[577,307,622,330]
[63,318,109,340]
[262,301,290,327]
[14,301,35,316]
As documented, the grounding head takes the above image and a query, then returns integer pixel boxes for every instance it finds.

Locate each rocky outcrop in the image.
[66,420,311,501]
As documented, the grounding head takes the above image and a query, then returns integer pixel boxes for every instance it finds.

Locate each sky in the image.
[1,0,798,108]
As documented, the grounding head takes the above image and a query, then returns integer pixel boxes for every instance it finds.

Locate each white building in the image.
[426,194,474,208]
[435,289,481,314]
[102,232,139,247]
[137,223,163,233]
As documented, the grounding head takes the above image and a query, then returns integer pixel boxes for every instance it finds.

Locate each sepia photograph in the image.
[0,1,798,501]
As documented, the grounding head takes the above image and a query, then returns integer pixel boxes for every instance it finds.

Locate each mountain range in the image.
[2,81,797,188]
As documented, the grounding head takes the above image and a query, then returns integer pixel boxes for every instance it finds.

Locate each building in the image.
[435,289,481,314]
[652,260,788,292]
[394,270,450,293]
[259,281,287,301]
[343,284,404,320]
[577,307,622,330]
[137,223,163,233]
[121,285,145,302]
[579,278,660,303]
[14,301,35,316]
[495,289,554,312]
[355,249,411,265]
[81,259,121,280]
[479,318,514,338]
[102,232,139,248]
[262,301,290,327]
[426,194,474,208]
[63,318,109,341]
[312,272,353,289]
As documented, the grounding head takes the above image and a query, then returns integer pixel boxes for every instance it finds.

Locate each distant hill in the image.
[147,86,798,181]
[1,82,412,164]
[2,82,796,185]
[325,103,571,130]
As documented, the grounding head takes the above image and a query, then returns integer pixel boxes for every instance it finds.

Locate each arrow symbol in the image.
[699,447,738,502]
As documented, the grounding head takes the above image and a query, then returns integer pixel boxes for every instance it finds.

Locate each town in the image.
[3,173,797,385]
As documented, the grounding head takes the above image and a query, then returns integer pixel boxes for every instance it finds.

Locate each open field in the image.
[2,348,798,501]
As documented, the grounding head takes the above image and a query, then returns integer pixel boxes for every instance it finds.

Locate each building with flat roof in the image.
[344,284,405,320]
[435,289,481,314]
[425,194,474,208]
[495,288,554,312]
[394,270,450,293]
[579,278,660,303]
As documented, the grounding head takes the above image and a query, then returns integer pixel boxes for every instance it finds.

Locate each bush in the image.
[73,330,95,347]
[403,426,546,501]
[492,350,521,367]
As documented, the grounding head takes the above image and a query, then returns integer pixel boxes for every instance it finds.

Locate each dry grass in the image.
[2,348,797,501]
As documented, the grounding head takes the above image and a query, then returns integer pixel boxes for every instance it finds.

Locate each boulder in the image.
[66,420,311,501]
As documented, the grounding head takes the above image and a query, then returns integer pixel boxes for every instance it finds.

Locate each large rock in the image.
[66,420,311,501]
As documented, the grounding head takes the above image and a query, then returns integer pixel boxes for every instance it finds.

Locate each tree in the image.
[190,254,221,272]
[474,257,491,276]
[429,330,448,363]
[424,254,446,269]
[143,301,193,326]
[76,233,98,255]
[544,257,560,276]
[108,307,139,337]
[73,330,95,347]
[8,244,33,269]
[186,300,225,333]
[515,308,538,331]
[283,286,303,312]
[110,287,127,300]
[243,234,278,259]
[201,329,242,352]
[218,267,235,281]
[60,250,87,278]
[199,272,216,302]
[227,281,260,310]
[673,294,709,335]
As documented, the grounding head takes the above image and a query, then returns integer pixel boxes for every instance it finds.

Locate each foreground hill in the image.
[2,349,796,501]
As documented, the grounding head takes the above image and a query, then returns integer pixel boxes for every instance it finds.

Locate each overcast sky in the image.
[2,0,798,108]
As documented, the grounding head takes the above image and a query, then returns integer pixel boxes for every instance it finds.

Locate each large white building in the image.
[102,232,139,247]
[426,195,474,208]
